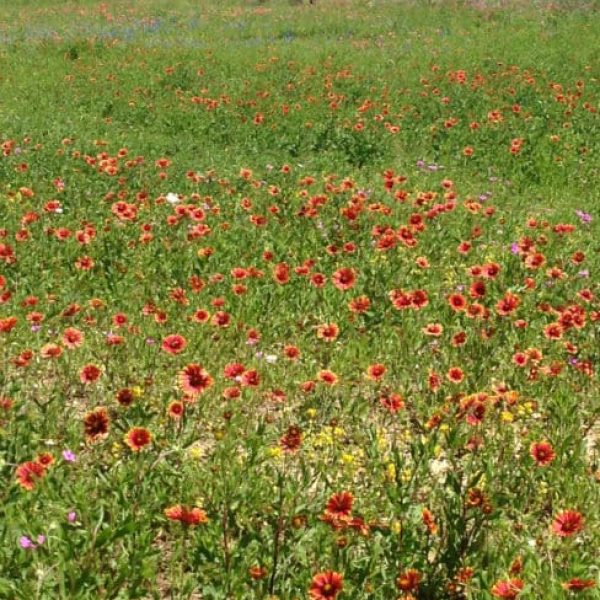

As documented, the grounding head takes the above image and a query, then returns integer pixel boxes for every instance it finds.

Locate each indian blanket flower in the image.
[562,578,596,592]
[552,510,584,537]
[309,571,344,599]
[79,363,102,384]
[280,425,303,452]
[84,407,110,443]
[529,441,555,466]
[15,461,46,491]
[161,334,187,355]
[331,267,356,291]
[35,452,54,468]
[124,427,152,451]
[365,363,386,381]
[316,323,339,342]
[380,393,404,413]
[164,505,209,526]
[317,369,338,386]
[396,569,422,591]
[178,364,214,396]
[325,491,354,518]
[491,578,524,599]
[62,327,84,349]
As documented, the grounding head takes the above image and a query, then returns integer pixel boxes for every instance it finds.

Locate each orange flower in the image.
[380,393,404,413]
[309,571,343,599]
[396,569,422,591]
[446,367,464,384]
[164,505,208,526]
[124,427,152,452]
[448,293,467,312]
[280,425,303,452]
[80,364,102,384]
[331,267,356,291]
[40,343,63,359]
[179,364,214,396]
[167,401,184,419]
[530,441,555,466]
[62,327,84,349]
[325,491,354,517]
[491,579,524,599]
[161,334,187,355]
[15,461,46,491]
[35,452,54,469]
[84,407,110,443]
[365,363,386,381]
[422,323,443,336]
[317,370,338,386]
[552,510,584,537]
[562,578,595,592]
[316,323,339,342]
[0,316,18,333]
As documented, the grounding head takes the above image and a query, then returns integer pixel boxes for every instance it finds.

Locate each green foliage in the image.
[0,1,598,599]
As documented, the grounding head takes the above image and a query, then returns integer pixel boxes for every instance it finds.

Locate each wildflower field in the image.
[0,0,599,597]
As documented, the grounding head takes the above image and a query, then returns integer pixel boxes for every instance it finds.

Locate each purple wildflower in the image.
[19,536,35,549]
[62,449,76,462]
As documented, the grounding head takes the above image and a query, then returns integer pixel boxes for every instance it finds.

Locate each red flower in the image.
[496,292,520,316]
[80,364,102,384]
[317,370,338,386]
[74,255,94,271]
[380,393,404,413]
[223,362,245,379]
[396,569,422,591]
[116,388,135,407]
[179,364,214,396]
[211,311,230,328]
[423,323,443,336]
[84,407,110,443]
[309,571,343,599]
[447,367,464,384]
[366,363,386,381]
[316,323,339,342]
[283,345,301,360]
[161,334,187,355]
[491,578,524,599]
[348,295,370,314]
[62,327,84,349]
[164,505,208,526]
[167,401,184,419]
[192,309,210,323]
[0,316,18,333]
[240,369,260,387]
[15,461,46,491]
[325,491,353,517]
[310,273,327,288]
[552,510,584,537]
[35,452,54,468]
[124,427,152,451]
[448,293,467,312]
[562,578,595,592]
[249,565,268,580]
[530,441,555,466]
[273,262,290,284]
[332,267,356,291]
[280,425,303,452]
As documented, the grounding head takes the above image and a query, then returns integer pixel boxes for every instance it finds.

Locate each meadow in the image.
[0,0,599,598]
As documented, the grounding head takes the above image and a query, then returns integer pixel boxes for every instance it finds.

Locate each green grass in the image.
[0,1,598,598]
